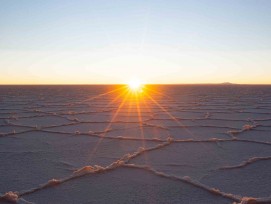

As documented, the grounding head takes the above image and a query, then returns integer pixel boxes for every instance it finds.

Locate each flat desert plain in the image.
[0,85,271,204]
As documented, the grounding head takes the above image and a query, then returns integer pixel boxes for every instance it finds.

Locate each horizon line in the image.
[0,83,271,86]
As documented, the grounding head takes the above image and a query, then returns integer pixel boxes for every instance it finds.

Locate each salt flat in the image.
[0,85,271,204]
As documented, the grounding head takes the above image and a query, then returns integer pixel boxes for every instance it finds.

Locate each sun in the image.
[127,79,144,93]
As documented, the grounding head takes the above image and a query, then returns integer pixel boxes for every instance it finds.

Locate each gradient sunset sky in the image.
[0,0,271,84]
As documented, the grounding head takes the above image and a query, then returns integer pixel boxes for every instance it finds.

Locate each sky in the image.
[0,0,271,84]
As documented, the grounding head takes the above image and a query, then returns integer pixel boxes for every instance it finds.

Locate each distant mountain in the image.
[220,82,235,85]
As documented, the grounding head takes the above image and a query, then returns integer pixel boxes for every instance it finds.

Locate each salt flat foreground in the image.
[0,85,271,204]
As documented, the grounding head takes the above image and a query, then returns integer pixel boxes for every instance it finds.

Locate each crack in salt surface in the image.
[218,156,271,170]
[122,164,242,203]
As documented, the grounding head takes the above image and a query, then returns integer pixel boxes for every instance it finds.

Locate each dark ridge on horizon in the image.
[221,82,234,85]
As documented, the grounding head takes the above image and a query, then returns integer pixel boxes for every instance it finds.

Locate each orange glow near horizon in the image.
[1,48,271,86]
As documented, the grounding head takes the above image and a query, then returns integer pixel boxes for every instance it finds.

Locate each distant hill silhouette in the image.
[221,82,235,85]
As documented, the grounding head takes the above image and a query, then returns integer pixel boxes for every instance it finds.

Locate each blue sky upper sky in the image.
[0,0,271,84]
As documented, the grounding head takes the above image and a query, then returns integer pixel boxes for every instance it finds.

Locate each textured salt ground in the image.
[1,85,271,204]
[144,118,251,133]
[152,111,205,119]
[0,119,7,126]
[0,125,32,135]
[229,107,271,114]
[168,126,230,140]
[0,112,49,119]
[44,123,110,134]
[104,126,170,140]
[193,119,252,129]
[144,119,198,127]
[37,106,98,113]
[55,109,153,122]
[43,122,152,136]
[201,160,271,198]
[209,112,271,120]
[0,131,157,194]
[255,119,271,126]
[61,114,112,122]
[235,126,271,142]
[11,116,71,127]
[21,167,232,204]
[128,141,271,180]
